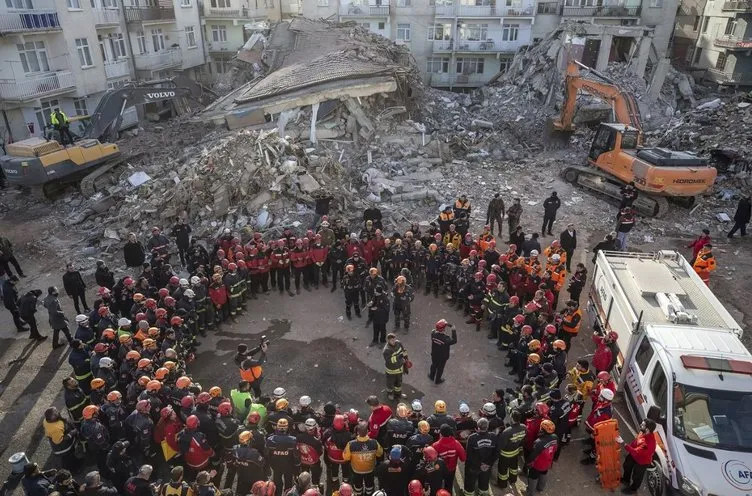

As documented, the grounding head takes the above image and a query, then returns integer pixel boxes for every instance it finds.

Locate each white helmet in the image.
[118,317,131,327]
[299,395,312,407]
[481,402,496,415]
[530,250,539,257]
[551,253,561,262]
[224,228,231,235]
[273,387,286,398]
[99,357,114,369]
[75,314,89,324]
[183,289,195,299]
[190,276,200,285]
[179,278,189,288]
[459,402,470,414]
[600,389,615,401]
[411,400,422,412]
[304,418,317,429]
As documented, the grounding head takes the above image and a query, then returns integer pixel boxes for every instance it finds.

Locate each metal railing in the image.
[124,5,175,23]
[429,72,487,86]
[433,37,526,52]
[536,1,560,13]
[562,4,640,16]
[92,7,120,25]
[707,67,752,84]
[104,58,130,79]
[340,5,389,16]
[207,40,233,52]
[206,7,240,16]
[0,9,60,33]
[0,70,75,101]
[722,0,752,9]
[435,2,534,16]
[714,34,752,48]
[134,47,182,71]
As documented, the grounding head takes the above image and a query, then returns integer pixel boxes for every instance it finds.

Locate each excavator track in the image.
[562,165,671,218]
[79,157,125,197]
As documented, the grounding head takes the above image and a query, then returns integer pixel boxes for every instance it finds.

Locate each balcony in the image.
[722,0,752,10]
[104,58,130,79]
[706,67,752,85]
[433,37,526,52]
[134,48,182,71]
[205,6,240,17]
[0,71,75,102]
[429,72,488,87]
[714,34,752,49]
[124,6,175,24]
[340,4,389,16]
[435,2,534,17]
[207,40,234,52]
[0,6,60,33]
[92,7,120,26]
[562,4,640,16]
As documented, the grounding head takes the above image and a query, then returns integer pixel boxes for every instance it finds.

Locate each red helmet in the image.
[221,259,230,268]
[158,288,169,298]
[597,371,611,382]
[181,395,194,409]
[521,325,533,335]
[435,319,448,331]
[164,296,176,307]
[247,411,261,425]
[197,392,211,405]
[218,402,233,416]
[513,314,525,325]
[339,484,354,496]
[236,252,245,261]
[408,481,423,496]
[508,243,516,252]
[469,250,477,257]
[509,295,519,305]
[332,414,346,431]
[608,331,619,341]
[346,410,358,426]
[186,415,200,429]
[93,342,108,353]
[145,298,157,309]
[160,406,174,419]
[252,481,277,496]
[486,273,497,284]
[156,308,168,319]
[423,446,438,461]
[228,263,237,271]
[535,402,550,417]
[237,260,246,269]
[170,276,180,286]
[474,271,483,281]
[123,277,134,286]
[545,324,557,335]
[302,490,320,496]
[488,240,496,247]
[135,312,146,323]
[437,491,451,496]
[524,302,538,313]
[98,306,110,317]
[171,316,183,326]
[499,254,508,263]
[217,248,226,257]
[136,399,151,414]
[478,260,487,268]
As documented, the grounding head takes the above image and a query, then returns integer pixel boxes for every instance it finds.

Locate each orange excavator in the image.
[553,60,716,217]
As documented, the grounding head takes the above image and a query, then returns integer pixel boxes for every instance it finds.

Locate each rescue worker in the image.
[548,390,571,459]
[297,418,324,486]
[384,403,415,450]
[366,395,393,443]
[507,199,523,235]
[616,207,636,251]
[432,424,466,493]
[369,286,390,345]
[63,376,88,424]
[429,320,457,385]
[224,263,243,317]
[524,420,558,496]
[375,445,412,496]
[69,339,93,395]
[559,300,582,350]
[363,268,388,326]
[272,240,294,297]
[329,240,347,292]
[392,275,414,331]
[343,422,383,496]
[80,405,111,476]
[178,415,215,480]
[51,108,74,145]
[580,388,614,464]
[541,192,561,236]
[323,414,352,495]
[406,420,433,468]
[414,446,449,496]
[693,244,716,285]
[101,390,128,442]
[342,264,362,320]
[310,235,329,288]
[464,417,497,496]
[620,419,657,494]
[619,182,638,209]
[454,194,471,219]
[266,417,300,495]
[239,340,268,398]
[486,193,505,237]
[226,430,268,495]
[291,239,311,294]
[383,334,407,400]
[437,206,455,236]
[426,401,456,441]
[496,410,525,489]
[125,400,155,461]
[454,403,477,448]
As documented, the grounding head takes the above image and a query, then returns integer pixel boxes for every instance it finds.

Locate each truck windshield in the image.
[672,384,752,452]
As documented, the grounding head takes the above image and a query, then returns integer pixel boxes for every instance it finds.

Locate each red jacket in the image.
[290,248,310,269]
[361,240,375,266]
[154,417,183,452]
[432,436,466,471]
[370,237,385,261]
[459,241,477,259]
[592,335,613,372]
[311,244,328,264]
[209,283,228,307]
[271,249,290,269]
[689,235,711,261]
[585,400,612,431]
[346,242,361,259]
[625,432,656,465]
[367,405,393,439]
[180,430,214,469]
[527,434,558,472]
[524,416,548,452]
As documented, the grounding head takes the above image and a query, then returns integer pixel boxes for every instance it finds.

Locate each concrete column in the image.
[630,35,652,78]
[648,58,671,99]
[595,33,613,71]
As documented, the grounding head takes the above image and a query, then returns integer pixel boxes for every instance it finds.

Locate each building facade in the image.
[673,0,752,86]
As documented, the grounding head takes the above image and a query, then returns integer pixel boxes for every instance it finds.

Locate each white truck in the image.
[588,250,752,496]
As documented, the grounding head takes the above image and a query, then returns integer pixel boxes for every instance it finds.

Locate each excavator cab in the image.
[588,123,639,162]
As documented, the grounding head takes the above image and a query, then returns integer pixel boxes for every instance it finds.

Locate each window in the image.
[537,2,558,13]
[151,28,165,51]
[211,0,230,6]
[102,0,117,7]
[649,364,668,414]
[67,0,81,8]
[693,46,703,64]
[701,16,709,33]
[180,0,190,6]
[215,57,231,73]
[378,22,385,29]
[460,23,488,41]
[649,0,662,7]
[724,18,735,35]
[456,56,484,74]
[317,0,328,5]
[426,57,449,73]
[98,35,108,63]
[17,41,49,73]
[6,0,34,8]
[185,26,197,47]
[35,98,59,135]
[692,15,700,31]
[114,33,126,58]
[502,23,519,41]
[499,55,512,72]
[75,38,93,67]
[137,30,147,54]
[397,23,411,41]
[361,22,370,29]
[634,336,654,373]
[73,97,88,116]
[427,23,451,40]
[211,25,227,42]
[716,51,727,70]
[397,0,410,5]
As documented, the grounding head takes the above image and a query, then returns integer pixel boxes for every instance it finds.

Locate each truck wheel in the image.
[645,461,667,496]
[564,168,579,183]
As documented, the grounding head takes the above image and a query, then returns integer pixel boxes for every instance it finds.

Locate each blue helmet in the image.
[389,445,404,463]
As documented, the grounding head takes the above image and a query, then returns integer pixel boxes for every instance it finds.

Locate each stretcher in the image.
[593,418,621,490]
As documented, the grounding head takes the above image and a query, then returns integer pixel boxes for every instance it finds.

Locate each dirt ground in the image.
[0,171,748,495]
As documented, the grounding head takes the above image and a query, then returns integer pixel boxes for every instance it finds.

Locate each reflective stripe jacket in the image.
[343,435,383,473]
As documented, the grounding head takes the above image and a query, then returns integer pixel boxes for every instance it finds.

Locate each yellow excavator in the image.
[0,76,211,198]
[553,61,716,217]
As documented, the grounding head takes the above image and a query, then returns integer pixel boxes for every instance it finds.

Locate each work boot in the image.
[305,284,311,292]
[346,310,352,320]
[330,285,337,293]
[287,290,295,297]
[355,310,362,318]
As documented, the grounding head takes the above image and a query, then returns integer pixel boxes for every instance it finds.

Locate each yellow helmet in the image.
[540,419,555,434]
[527,353,541,365]
[238,430,253,444]
[209,386,222,398]
[434,400,447,414]
[277,418,289,430]
[418,420,430,434]
[528,339,541,352]
[276,398,289,410]
[395,276,406,285]
[90,378,106,390]
[396,403,409,418]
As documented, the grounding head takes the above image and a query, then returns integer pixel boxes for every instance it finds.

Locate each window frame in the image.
[17,41,50,74]
[396,23,411,41]
[185,25,197,47]
[75,37,94,67]
[649,363,668,415]
[73,97,89,116]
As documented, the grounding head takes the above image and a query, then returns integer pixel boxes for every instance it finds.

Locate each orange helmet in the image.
[106,390,122,402]
[176,376,192,389]
[527,353,541,365]
[209,386,222,398]
[528,339,541,352]
[154,367,169,380]
[125,350,141,361]
[90,378,106,390]
[138,376,151,387]
[163,361,177,371]
[553,339,566,351]
[148,327,160,338]
[82,405,99,420]
[102,328,116,339]
[137,358,152,369]
[146,380,162,392]
[251,481,277,496]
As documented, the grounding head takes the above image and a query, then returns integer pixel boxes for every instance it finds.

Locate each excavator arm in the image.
[553,60,642,141]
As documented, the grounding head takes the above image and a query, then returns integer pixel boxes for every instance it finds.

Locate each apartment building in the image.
[302,0,678,89]
[673,0,752,86]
